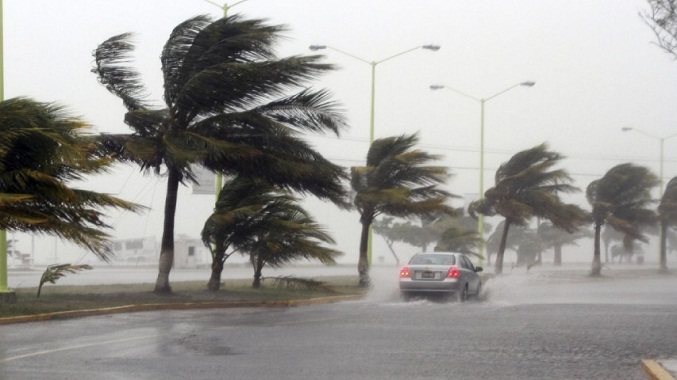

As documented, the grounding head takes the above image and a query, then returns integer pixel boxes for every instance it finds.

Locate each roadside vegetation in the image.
[3,3,677,309]
[0,276,365,319]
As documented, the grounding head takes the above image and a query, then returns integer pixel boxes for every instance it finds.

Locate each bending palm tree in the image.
[469,143,587,274]
[0,97,143,259]
[93,15,349,293]
[202,176,340,289]
[587,163,658,276]
[352,133,457,287]
[244,195,340,289]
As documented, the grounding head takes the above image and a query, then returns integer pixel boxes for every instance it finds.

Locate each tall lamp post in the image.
[309,44,440,266]
[621,127,677,194]
[430,81,535,266]
[622,127,677,271]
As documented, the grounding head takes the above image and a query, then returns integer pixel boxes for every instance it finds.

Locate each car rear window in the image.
[410,254,455,265]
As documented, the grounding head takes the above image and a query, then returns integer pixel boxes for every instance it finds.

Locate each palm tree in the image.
[202,176,339,288]
[431,215,483,257]
[92,15,349,293]
[469,143,587,274]
[201,176,274,291]
[244,196,341,289]
[435,225,482,257]
[658,176,677,272]
[514,228,546,268]
[0,97,143,259]
[586,163,658,276]
[537,221,591,266]
[351,133,457,287]
[372,217,406,264]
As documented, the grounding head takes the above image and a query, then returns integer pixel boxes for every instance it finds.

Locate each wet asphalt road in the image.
[1,266,677,379]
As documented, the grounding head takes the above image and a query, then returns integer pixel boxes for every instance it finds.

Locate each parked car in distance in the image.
[399,251,482,302]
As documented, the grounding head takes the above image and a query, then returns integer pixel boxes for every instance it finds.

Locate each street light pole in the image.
[203,0,249,17]
[621,127,677,193]
[310,44,440,266]
[309,44,440,146]
[430,81,535,266]
[622,127,677,272]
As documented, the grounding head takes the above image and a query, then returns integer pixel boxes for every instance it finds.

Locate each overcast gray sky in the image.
[5,0,677,265]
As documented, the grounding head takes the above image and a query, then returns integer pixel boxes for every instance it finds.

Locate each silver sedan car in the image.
[399,251,483,302]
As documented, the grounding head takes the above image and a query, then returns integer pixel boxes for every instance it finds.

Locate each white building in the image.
[111,235,211,268]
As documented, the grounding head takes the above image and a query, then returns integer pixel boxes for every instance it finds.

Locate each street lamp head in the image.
[309,45,327,51]
[621,127,633,132]
[520,81,536,87]
[429,84,445,90]
[422,44,441,51]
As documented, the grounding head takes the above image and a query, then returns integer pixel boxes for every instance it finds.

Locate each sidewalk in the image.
[643,359,677,380]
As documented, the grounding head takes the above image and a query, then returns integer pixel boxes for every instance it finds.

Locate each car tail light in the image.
[399,266,411,278]
[447,266,460,278]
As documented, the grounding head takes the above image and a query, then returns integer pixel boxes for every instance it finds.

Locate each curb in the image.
[643,359,676,380]
[0,294,364,325]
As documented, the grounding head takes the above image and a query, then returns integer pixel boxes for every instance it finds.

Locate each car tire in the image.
[456,284,467,303]
[473,282,482,300]
[401,292,412,302]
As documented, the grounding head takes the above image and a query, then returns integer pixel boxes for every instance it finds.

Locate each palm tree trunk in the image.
[495,220,511,274]
[358,221,371,287]
[208,238,226,291]
[554,244,562,266]
[154,169,180,293]
[385,240,400,265]
[591,222,602,276]
[252,256,264,288]
[660,222,669,273]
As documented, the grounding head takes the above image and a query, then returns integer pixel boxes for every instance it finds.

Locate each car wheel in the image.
[473,282,482,300]
[456,284,467,302]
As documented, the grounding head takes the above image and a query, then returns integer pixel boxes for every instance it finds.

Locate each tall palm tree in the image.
[0,97,143,259]
[658,176,677,272]
[92,15,349,293]
[469,143,587,274]
[586,163,658,276]
[351,133,457,287]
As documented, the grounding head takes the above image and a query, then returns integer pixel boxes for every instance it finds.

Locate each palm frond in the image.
[92,33,149,111]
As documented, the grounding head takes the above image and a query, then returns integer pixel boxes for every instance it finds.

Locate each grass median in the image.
[0,275,366,320]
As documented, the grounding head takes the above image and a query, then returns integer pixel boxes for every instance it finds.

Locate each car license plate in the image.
[421,271,435,279]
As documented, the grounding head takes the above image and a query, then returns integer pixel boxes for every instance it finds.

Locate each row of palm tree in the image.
[4,13,675,294]
[369,142,676,277]
[468,144,677,276]
[1,14,457,292]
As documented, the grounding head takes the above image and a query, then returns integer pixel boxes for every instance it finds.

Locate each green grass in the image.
[0,276,366,319]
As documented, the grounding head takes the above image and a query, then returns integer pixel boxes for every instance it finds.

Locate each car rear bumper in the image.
[399,278,460,293]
